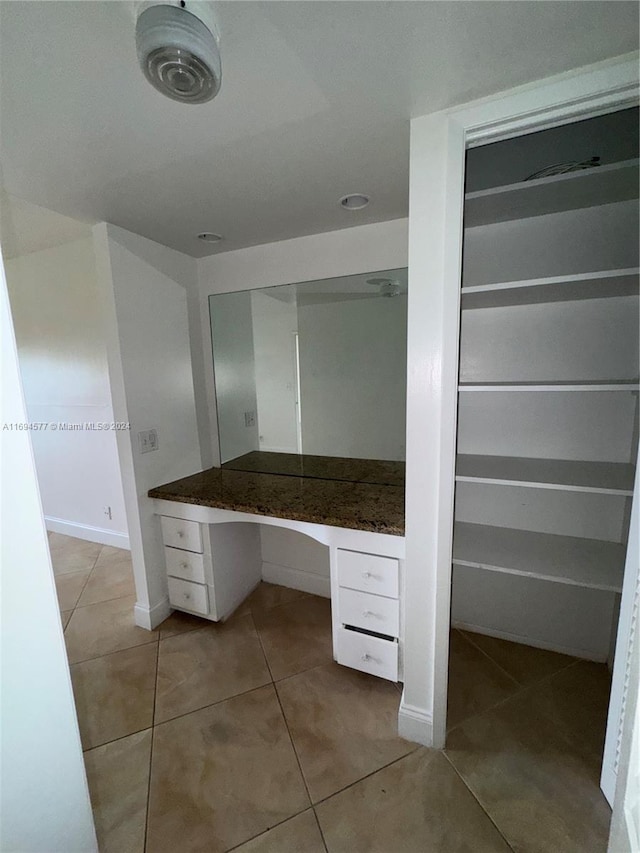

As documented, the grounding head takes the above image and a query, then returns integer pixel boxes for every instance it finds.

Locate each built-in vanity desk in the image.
[149,454,405,682]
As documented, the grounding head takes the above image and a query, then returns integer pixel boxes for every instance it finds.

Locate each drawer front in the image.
[167,576,209,616]
[161,516,203,553]
[337,549,399,599]
[165,546,206,584]
[338,587,400,638]
[336,627,398,682]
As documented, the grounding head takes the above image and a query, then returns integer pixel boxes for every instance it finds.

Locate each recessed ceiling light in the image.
[340,193,369,210]
[197,232,223,242]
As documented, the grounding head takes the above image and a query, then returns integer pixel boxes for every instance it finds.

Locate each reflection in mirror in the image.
[209,268,407,478]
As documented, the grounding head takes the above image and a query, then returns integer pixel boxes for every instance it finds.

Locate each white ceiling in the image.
[0,1,637,258]
[0,193,91,260]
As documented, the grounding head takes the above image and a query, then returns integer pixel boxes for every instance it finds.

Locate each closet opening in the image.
[445,106,639,843]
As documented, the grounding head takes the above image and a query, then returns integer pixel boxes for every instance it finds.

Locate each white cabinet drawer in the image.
[338,587,400,638]
[336,627,398,682]
[165,546,206,584]
[167,576,209,616]
[161,516,203,553]
[337,550,399,599]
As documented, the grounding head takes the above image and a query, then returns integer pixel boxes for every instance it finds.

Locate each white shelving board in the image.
[461,268,640,310]
[465,159,639,228]
[453,522,625,592]
[456,454,635,495]
[459,381,640,392]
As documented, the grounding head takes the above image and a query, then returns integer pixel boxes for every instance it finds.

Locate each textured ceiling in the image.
[1,1,637,257]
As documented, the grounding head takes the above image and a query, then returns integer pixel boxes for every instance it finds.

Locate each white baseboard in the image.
[134,597,171,630]
[45,516,130,550]
[453,620,607,662]
[398,694,434,746]
[261,561,330,598]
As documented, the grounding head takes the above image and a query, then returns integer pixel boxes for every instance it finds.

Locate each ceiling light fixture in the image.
[136,1,222,104]
[197,232,223,242]
[340,193,370,210]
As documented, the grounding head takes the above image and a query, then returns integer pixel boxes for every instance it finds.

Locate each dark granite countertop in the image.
[221,450,405,487]
[148,465,405,536]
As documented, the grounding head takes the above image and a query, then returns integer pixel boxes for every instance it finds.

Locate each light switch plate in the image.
[138,428,159,453]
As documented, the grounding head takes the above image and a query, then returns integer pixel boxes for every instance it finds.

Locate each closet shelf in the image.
[464,159,639,228]
[456,454,635,495]
[453,522,625,592]
[458,381,639,392]
[461,268,640,309]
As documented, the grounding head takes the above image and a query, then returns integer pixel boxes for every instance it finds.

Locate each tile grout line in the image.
[251,611,317,810]
[457,628,580,692]
[444,657,584,739]
[223,808,318,853]
[310,745,422,810]
[454,629,522,688]
[143,641,160,853]
[311,806,329,853]
[442,751,517,853]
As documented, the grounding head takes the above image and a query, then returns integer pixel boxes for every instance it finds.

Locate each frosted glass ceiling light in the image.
[136,2,222,104]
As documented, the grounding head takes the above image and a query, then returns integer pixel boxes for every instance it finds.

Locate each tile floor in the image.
[50,532,613,853]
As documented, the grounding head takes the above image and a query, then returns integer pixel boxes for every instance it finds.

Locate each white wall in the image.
[298,293,407,460]
[94,223,202,629]
[197,218,408,580]
[251,290,299,454]
[1,256,97,853]
[5,238,128,547]
[210,289,259,462]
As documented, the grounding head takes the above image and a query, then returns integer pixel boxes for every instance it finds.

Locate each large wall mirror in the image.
[209,268,407,478]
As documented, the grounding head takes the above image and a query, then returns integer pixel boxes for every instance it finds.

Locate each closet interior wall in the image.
[451,108,640,662]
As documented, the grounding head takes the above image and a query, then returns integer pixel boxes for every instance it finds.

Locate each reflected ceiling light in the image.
[339,193,370,210]
[197,232,223,242]
[136,2,222,104]
[366,277,391,286]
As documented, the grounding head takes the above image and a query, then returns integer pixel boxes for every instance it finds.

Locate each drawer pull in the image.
[362,610,374,618]
[362,653,371,662]
[180,561,189,570]
[184,592,191,600]
[362,571,371,579]
[177,530,184,538]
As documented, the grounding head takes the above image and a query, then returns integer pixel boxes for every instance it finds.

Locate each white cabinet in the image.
[334,547,401,682]
[453,113,639,661]
[159,514,262,622]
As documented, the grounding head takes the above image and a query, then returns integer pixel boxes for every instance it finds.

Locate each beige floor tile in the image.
[71,644,157,749]
[84,728,152,853]
[253,595,333,681]
[55,569,91,610]
[65,595,158,664]
[526,660,611,766]
[461,630,576,686]
[77,556,135,607]
[445,689,611,853]
[447,630,519,730]
[236,582,309,617]
[232,810,325,853]
[61,610,73,629]
[158,609,210,639]
[277,662,414,802]
[146,685,310,853]
[94,544,132,567]
[155,614,271,723]
[48,534,102,575]
[316,749,511,853]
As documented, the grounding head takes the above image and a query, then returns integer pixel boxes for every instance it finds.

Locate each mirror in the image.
[209,268,407,480]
